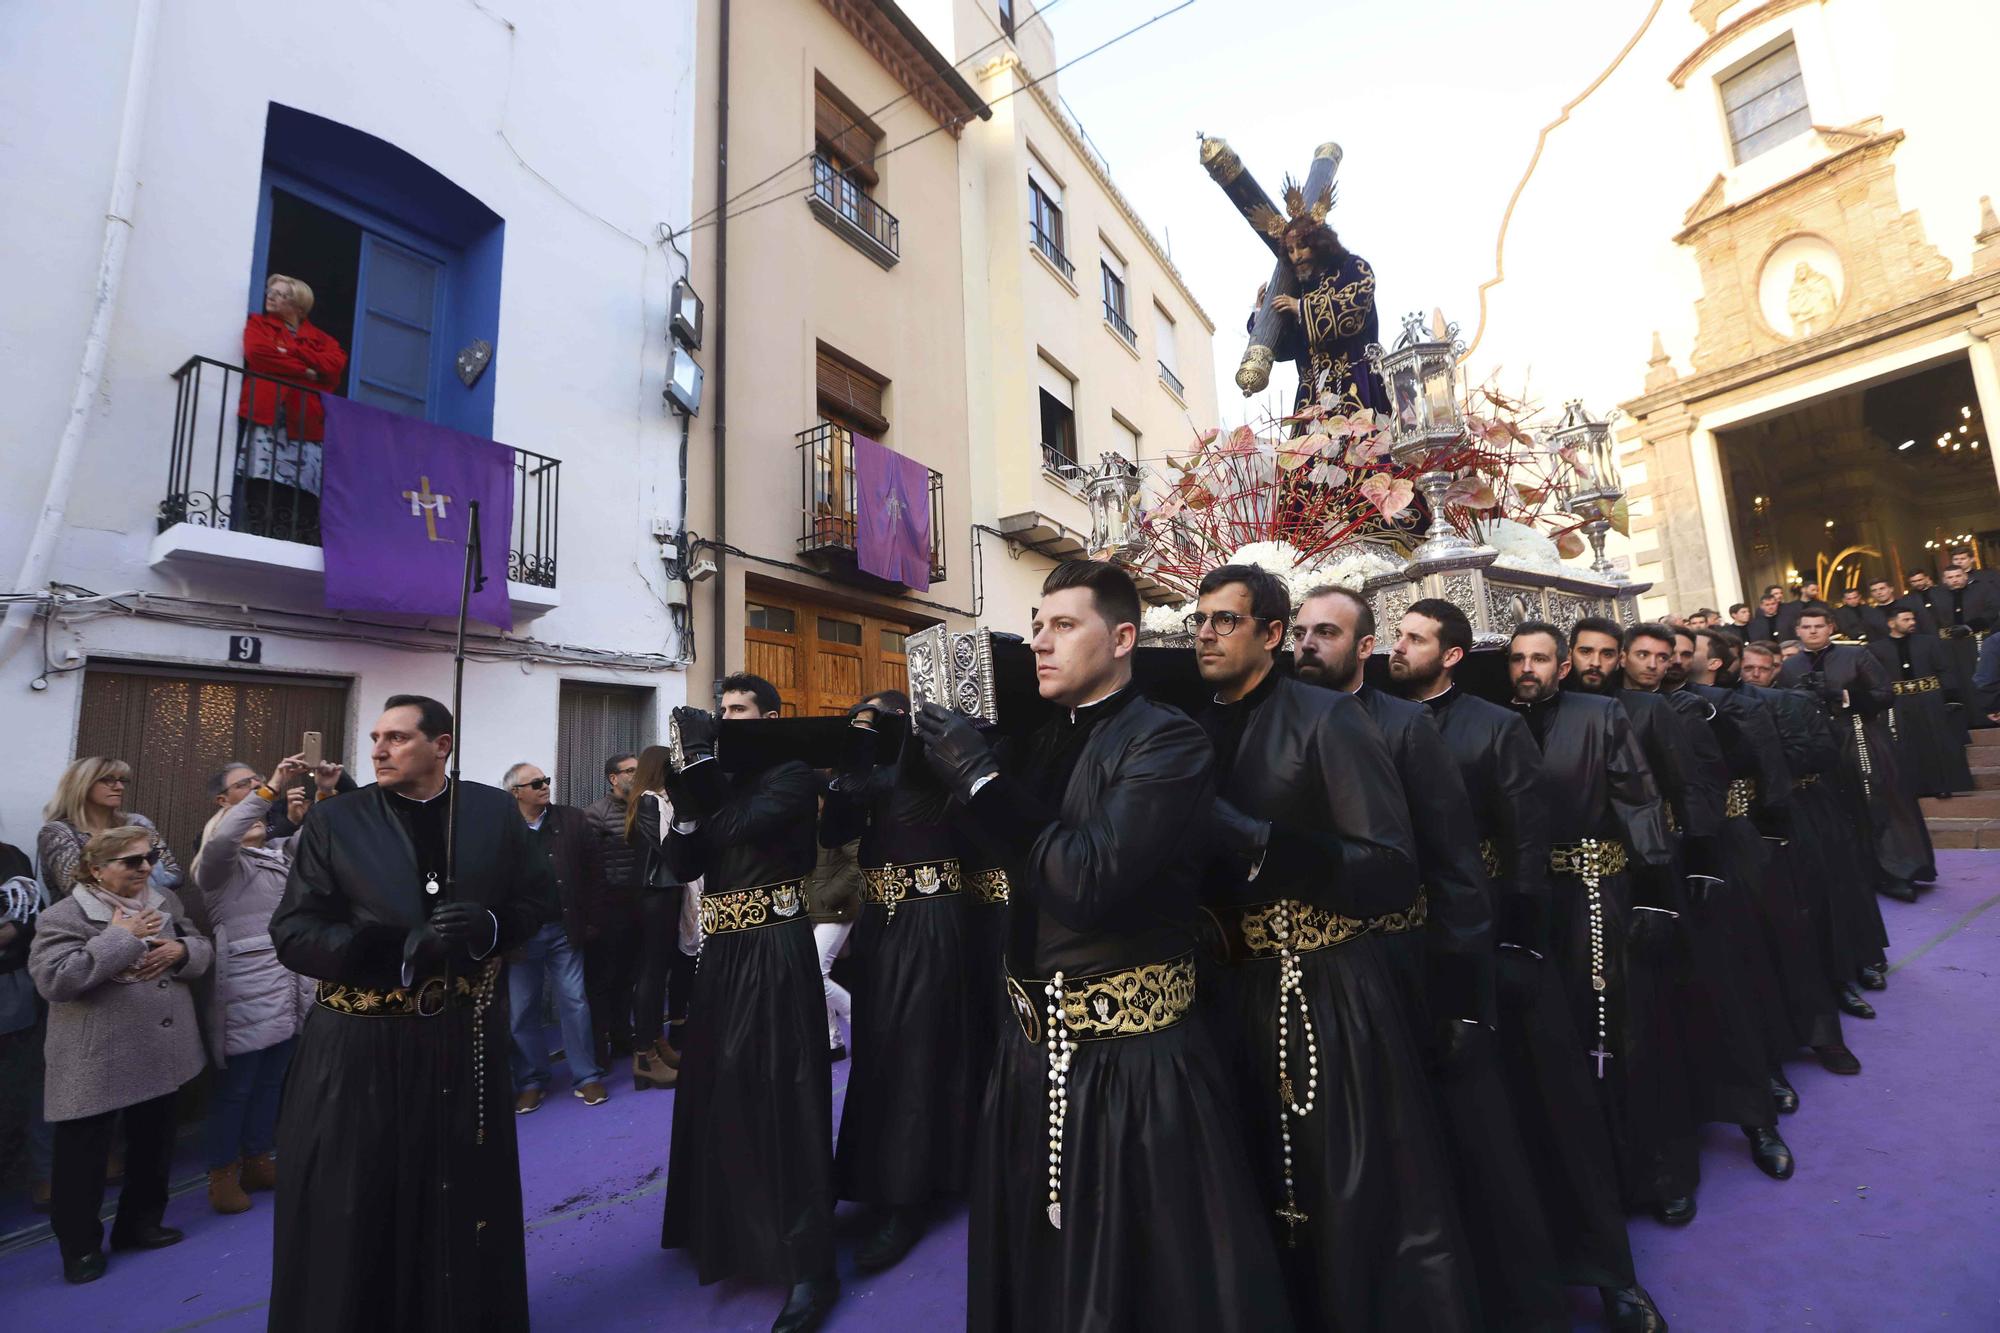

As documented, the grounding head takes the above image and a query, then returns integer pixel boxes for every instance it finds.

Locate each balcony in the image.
[1030,222,1075,283]
[151,355,561,617]
[1103,301,1137,348]
[797,422,946,585]
[809,155,900,268]
[1040,441,1087,493]
[1158,361,1186,399]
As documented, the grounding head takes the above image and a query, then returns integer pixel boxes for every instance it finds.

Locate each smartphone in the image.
[302,731,323,768]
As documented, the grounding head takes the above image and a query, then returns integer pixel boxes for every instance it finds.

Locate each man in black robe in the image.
[1780,609,1938,905]
[1505,624,1687,1220]
[1833,589,1870,641]
[1739,641,1891,1016]
[1862,577,1936,640]
[1395,601,1665,1332]
[915,560,1292,1333]
[660,674,835,1333]
[1745,586,1786,644]
[1778,583,1831,641]
[818,689,975,1274]
[1574,621,1777,1220]
[1930,564,2000,710]
[1947,548,1997,586]
[1869,607,1973,796]
[270,695,557,1333]
[1293,583,1581,1332]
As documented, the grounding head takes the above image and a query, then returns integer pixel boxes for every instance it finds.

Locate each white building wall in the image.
[0,0,696,846]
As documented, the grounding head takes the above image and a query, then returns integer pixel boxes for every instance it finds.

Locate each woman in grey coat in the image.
[192,756,318,1214]
[28,824,212,1285]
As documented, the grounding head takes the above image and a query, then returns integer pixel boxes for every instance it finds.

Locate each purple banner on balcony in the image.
[854,434,931,591]
[319,397,516,629]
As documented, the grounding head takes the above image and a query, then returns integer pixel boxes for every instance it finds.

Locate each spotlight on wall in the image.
[665,344,705,415]
[671,277,704,349]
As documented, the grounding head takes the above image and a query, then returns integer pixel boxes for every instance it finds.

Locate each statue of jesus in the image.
[1249,182,1382,422]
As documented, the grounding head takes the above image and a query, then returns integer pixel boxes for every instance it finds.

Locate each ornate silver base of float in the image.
[1362,545,1649,649]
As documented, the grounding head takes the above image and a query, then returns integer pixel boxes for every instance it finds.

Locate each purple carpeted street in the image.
[4,855,1995,1333]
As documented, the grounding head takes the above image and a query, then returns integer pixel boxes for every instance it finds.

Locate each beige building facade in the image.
[686,0,987,714]
[1469,0,2000,615]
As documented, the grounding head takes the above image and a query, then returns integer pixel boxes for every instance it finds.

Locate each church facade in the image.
[1469,0,2000,616]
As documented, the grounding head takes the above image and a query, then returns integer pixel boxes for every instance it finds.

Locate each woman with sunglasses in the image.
[27,825,213,1283]
[36,757,184,900]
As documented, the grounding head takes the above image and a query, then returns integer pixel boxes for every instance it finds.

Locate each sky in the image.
[1026,0,1659,429]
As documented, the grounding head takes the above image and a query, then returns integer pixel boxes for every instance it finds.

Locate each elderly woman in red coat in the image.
[234,274,347,542]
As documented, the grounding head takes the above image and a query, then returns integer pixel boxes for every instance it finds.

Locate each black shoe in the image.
[1815,1043,1862,1075]
[1744,1126,1794,1180]
[1601,1282,1669,1332]
[1651,1194,1696,1227]
[62,1250,107,1284]
[1838,983,1876,1020]
[1879,880,1918,903]
[1769,1069,1799,1114]
[109,1223,184,1251]
[772,1276,839,1333]
[1857,963,1888,991]
[855,1207,925,1274]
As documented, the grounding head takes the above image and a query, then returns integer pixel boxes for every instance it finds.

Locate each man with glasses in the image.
[501,763,608,1112]
[583,753,644,1067]
[1180,564,1474,1331]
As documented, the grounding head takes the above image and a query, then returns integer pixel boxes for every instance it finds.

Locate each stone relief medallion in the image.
[1758,235,1845,339]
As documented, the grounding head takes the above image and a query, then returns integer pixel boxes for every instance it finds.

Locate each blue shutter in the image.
[350,234,443,420]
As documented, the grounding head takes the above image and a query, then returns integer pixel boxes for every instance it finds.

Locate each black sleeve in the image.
[1848,649,1895,717]
[1605,702,1672,877]
[705,762,818,849]
[1489,713,1552,955]
[270,814,405,983]
[1258,698,1419,920]
[1401,716,1495,1025]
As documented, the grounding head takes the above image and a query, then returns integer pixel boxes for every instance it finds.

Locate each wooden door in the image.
[74,665,351,866]
[744,588,918,716]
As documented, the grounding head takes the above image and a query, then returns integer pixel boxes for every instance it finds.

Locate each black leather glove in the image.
[671,706,718,766]
[913,702,998,803]
[1210,797,1272,865]
[430,901,498,956]
[1626,905,1678,964]
[840,702,886,773]
[1494,942,1544,1009]
[1684,873,1722,908]
[1431,1017,1492,1075]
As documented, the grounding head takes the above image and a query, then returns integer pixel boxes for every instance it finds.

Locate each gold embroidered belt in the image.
[699,878,810,936]
[1548,838,1629,882]
[861,858,962,919]
[1215,899,1369,963]
[967,866,1011,906]
[1003,953,1197,1046]
[1725,777,1756,820]
[1794,773,1819,789]
[1369,887,1429,935]
[315,957,502,1018]
[1664,804,1680,833]
[1477,838,1501,878]
[1893,675,1942,696]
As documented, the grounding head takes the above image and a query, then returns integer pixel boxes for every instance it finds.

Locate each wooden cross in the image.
[403,475,453,542]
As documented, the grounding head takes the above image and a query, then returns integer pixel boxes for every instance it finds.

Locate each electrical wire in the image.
[669,0,1199,241]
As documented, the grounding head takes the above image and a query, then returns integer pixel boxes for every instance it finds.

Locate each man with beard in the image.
[269,696,557,1333]
[1862,577,1935,639]
[1868,607,1973,796]
[1739,641,1891,1017]
[1260,202,1383,416]
[915,560,1293,1333]
[1175,566,1469,1330]
[1684,629,1857,1082]
[1781,608,1939,903]
[1746,587,1785,644]
[659,675,836,1333]
[817,690,975,1275]
[1293,584,1584,1333]
[1394,601,1666,1332]
[1930,564,2000,709]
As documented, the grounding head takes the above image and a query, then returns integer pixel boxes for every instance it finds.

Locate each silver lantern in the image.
[1364,310,1488,567]
[1549,399,1627,583]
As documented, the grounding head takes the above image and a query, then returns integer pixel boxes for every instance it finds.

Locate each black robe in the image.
[1860,596,1937,640]
[1780,644,1937,886]
[1931,581,2000,707]
[820,743,976,1208]
[269,781,557,1333]
[1426,686,1638,1301]
[1745,610,1784,643]
[964,686,1294,1333]
[1269,250,1383,416]
[661,759,831,1286]
[1196,672,1471,1332]
[1512,691,1682,1206]
[1870,634,1974,796]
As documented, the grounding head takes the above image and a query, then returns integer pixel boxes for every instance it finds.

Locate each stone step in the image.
[1921,792,2000,819]
[1971,728,2000,747]
[1925,816,2000,849]
[1973,765,2000,790]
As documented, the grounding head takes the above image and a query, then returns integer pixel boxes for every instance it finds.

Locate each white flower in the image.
[1141,602,1192,636]
[1315,545,1406,590]
[1484,519,1566,573]
[1224,542,1311,600]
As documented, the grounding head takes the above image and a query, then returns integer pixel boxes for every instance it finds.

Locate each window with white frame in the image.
[1037,355,1080,479]
[1720,37,1811,165]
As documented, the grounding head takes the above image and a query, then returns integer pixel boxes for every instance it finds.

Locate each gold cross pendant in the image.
[1276,1202,1308,1247]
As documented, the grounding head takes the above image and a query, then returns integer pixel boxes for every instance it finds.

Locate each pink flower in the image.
[1359,474,1416,519]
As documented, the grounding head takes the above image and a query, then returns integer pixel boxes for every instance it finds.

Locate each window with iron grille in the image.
[1720,38,1810,165]
[1101,250,1134,344]
[1029,176,1071,279]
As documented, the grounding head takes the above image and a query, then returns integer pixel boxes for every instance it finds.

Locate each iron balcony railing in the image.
[797,422,946,584]
[1040,441,1086,489]
[1030,221,1075,281]
[810,155,900,258]
[161,355,560,588]
[1158,361,1186,397]
[1103,301,1137,346]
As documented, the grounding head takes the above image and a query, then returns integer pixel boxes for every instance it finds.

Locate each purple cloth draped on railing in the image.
[320,397,516,630]
[854,434,931,591]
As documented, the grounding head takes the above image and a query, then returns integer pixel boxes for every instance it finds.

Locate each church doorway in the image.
[1713,354,1999,598]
